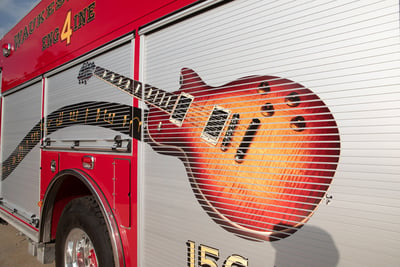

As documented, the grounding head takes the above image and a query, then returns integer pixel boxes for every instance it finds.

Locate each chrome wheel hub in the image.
[64,228,98,267]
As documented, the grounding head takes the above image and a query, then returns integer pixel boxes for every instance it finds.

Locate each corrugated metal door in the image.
[1,82,42,220]
[44,41,134,151]
[140,1,400,266]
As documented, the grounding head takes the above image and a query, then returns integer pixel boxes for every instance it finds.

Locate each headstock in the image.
[77,62,96,84]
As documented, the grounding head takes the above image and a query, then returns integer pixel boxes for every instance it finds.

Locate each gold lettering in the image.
[199,244,219,267]
[69,110,79,121]
[30,131,40,143]
[187,241,195,267]
[123,115,127,127]
[132,117,142,133]
[96,108,101,122]
[56,112,64,126]
[85,108,89,123]
[224,255,248,267]
[46,119,53,134]
[17,145,24,161]
[103,109,115,124]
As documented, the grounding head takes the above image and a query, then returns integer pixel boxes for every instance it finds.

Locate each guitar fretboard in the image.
[93,66,178,113]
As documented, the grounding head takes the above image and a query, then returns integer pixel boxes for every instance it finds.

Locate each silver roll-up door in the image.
[139,1,400,266]
[1,81,42,220]
[44,41,135,151]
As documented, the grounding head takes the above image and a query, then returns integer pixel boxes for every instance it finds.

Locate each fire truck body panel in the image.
[139,2,400,266]
[0,0,199,92]
[1,0,400,266]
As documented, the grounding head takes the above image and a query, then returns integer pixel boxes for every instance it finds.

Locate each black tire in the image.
[55,196,114,267]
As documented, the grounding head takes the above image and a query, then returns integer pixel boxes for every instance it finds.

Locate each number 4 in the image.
[61,10,73,44]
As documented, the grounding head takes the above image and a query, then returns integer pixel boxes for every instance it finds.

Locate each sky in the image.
[0,0,40,38]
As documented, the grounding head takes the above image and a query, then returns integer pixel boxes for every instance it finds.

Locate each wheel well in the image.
[40,169,125,267]
[40,173,92,242]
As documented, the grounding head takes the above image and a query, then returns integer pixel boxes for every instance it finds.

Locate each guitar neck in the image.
[93,66,178,114]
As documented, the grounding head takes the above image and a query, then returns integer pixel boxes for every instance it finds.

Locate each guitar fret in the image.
[102,69,115,83]
[116,77,128,93]
[147,88,153,99]
[112,74,121,85]
[92,65,174,113]
[154,91,163,105]
[159,92,165,106]
[125,79,131,90]
[134,82,142,96]
[164,95,171,108]
[161,92,171,107]
[153,90,159,102]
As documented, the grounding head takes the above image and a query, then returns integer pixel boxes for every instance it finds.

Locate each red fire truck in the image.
[0,0,399,266]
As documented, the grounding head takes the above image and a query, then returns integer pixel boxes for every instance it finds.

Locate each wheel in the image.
[55,196,114,267]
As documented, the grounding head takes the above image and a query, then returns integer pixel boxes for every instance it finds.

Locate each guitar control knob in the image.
[285,92,300,107]
[261,103,274,117]
[290,116,306,131]
[258,81,270,94]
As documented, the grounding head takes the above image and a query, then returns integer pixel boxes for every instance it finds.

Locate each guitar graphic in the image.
[78,62,340,241]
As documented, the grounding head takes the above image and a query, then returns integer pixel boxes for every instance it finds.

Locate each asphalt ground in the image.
[0,223,55,267]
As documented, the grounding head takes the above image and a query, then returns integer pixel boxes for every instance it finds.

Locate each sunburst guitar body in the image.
[78,63,341,241]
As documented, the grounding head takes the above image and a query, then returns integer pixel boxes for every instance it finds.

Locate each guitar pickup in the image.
[201,106,231,145]
[221,113,240,151]
[170,92,194,126]
[235,118,260,163]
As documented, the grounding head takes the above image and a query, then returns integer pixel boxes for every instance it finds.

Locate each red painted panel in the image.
[114,158,131,227]
[40,151,59,200]
[54,151,137,264]
[0,0,198,92]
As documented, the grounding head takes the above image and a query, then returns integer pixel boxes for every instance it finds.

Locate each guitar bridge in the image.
[201,106,231,145]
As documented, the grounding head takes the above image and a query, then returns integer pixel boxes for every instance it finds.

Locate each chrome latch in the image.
[112,135,122,150]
